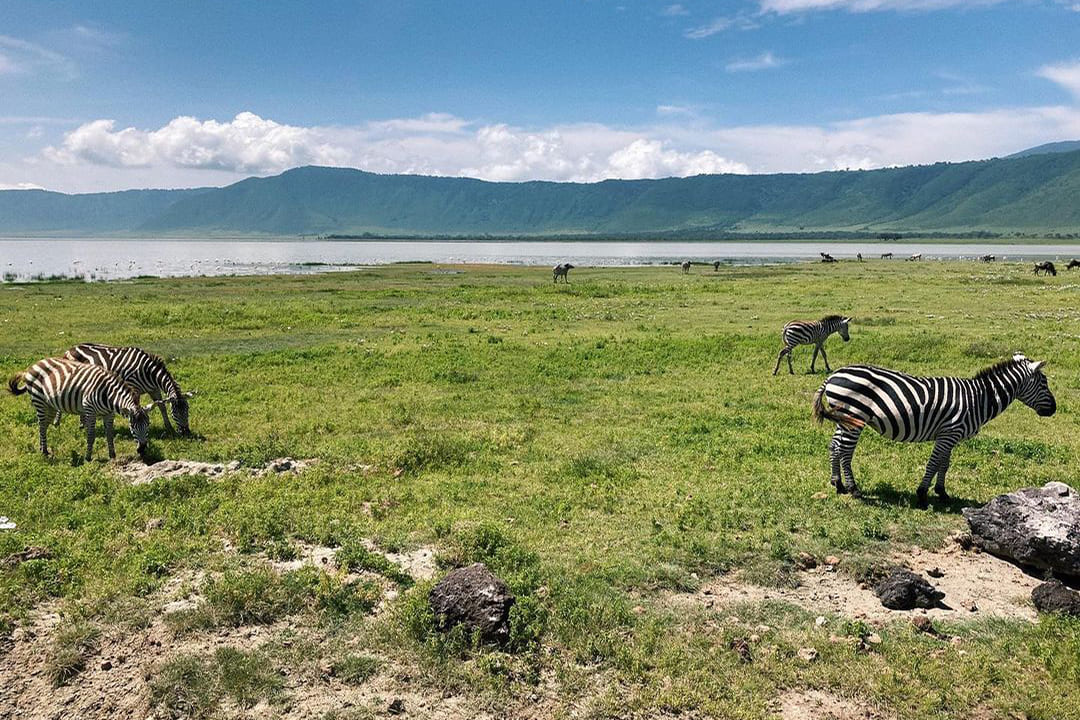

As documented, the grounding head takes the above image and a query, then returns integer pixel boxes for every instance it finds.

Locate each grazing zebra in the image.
[1067,259,1080,270]
[907,253,923,261]
[681,261,691,274]
[812,354,1056,508]
[980,254,996,262]
[8,358,151,460]
[1033,261,1057,276]
[552,263,574,283]
[773,315,851,376]
[881,252,893,259]
[62,343,193,435]
[820,252,837,263]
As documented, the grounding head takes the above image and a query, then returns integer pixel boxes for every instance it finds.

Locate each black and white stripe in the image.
[63,343,192,435]
[552,263,575,283]
[812,354,1056,507]
[773,315,850,375]
[8,358,151,460]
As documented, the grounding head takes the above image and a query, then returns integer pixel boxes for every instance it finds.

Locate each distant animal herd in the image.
[4,256,1063,510]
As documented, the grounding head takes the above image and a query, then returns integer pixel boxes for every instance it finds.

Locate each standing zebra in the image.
[812,354,1056,507]
[62,343,193,435]
[881,252,893,259]
[8,358,151,460]
[681,261,691,274]
[773,315,851,375]
[1067,259,1080,270]
[1033,261,1057,276]
[552,263,574,283]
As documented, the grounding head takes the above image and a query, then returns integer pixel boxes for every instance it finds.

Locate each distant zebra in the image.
[1067,259,1080,270]
[1033,261,1057,276]
[552,263,574,283]
[980,254,995,262]
[857,253,863,262]
[907,253,923,261]
[881,252,893,259]
[820,253,837,263]
[713,261,721,272]
[8,358,151,460]
[681,261,691,274]
[812,354,1056,507]
[773,315,851,375]
[63,343,193,435]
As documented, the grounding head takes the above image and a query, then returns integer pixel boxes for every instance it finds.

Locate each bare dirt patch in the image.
[117,456,318,484]
[675,542,1043,624]
[775,689,889,720]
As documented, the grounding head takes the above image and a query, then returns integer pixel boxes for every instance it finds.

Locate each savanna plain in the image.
[0,261,1078,720]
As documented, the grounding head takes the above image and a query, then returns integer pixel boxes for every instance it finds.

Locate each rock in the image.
[100,660,112,671]
[949,531,974,551]
[824,555,840,569]
[797,647,819,663]
[795,552,818,570]
[961,600,978,613]
[428,563,515,645]
[1,545,51,569]
[911,616,935,634]
[729,637,752,663]
[145,517,164,532]
[1031,580,1080,617]
[814,615,827,627]
[388,698,405,715]
[873,568,945,610]
[926,567,945,578]
[865,633,882,645]
[963,482,1080,578]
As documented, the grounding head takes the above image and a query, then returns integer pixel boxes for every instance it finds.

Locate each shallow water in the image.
[0,237,1077,281]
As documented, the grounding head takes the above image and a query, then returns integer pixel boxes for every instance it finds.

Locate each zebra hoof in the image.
[935,490,950,502]
[833,479,846,494]
[848,487,862,499]
[915,492,930,510]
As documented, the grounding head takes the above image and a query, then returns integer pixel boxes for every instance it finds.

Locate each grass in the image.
[1,260,1079,718]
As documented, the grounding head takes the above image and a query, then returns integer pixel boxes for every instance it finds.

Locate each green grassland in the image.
[1,261,1079,719]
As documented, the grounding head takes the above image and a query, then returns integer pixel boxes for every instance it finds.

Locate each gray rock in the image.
[874,568,945,610]
[1031,580,1080,617]
[962,482,1080,578]
[428,562,515,645]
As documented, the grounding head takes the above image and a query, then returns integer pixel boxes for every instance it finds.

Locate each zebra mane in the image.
[974,358,1024,380]
[820,314,845,324]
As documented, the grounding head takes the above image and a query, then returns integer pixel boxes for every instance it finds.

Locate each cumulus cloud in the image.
[726,52,786,72]
[1037,59,1080,99]
[14,103,1080,192]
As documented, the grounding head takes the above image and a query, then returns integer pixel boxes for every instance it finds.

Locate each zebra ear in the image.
[1031,360,1046,372]
[182,390,197,399]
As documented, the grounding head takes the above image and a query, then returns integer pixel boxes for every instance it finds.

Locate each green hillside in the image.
[3,149,1080,236]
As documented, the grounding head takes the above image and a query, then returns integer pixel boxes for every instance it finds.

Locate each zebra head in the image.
[1015,356,1056,417]
[838,317,851,342]
[171,392,193,436]
[129,407,151,456]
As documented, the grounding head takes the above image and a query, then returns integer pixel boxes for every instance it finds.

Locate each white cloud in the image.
[726,52,786,72]
[0,181,44,190]
[758,0,1007,12]
[10,104,1080,193]
[0,34,76,79]
[1037,59,1080,99]
[656,104,695,116]
[662,4,691,15]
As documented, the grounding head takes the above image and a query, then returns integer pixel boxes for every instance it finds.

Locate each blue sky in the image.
[1,0,1079,192]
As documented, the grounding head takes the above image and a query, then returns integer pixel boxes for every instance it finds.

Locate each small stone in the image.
[866,633,882,645]
[100,661,112,671]
[873,567,945,610]
[1031,580,1080,616]
[755,624,771,633]
[812,492,829,500]
[145,517,164,532]
[912,616,934,633]
[961,600,978,612]
[950,532,974,551]
[631,605,645,615]
[815,615,827,627]
[797,647,819,663]
[926,567,945,578]
[226,460,242,471]
[388,698,405,715]
[795,552,818,570]
[824,555,841,568]
[748,633,760,643]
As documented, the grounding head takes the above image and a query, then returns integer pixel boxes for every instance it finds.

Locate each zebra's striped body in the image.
[681,261,691,273]
[773,315,850,375]
[63,343,191,435]
[552,263,574,283]
[813,355,1056,507]
[8,358,150,460]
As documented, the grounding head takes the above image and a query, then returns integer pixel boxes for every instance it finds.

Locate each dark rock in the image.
[428,562,515,645]
[388,698,405,715]
[1031,580,1080,617]
[873,568,945,610]
[963,482,1080,578]
[729,637,752,663]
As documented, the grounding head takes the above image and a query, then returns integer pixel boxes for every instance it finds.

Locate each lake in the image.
[1,238,1078,281]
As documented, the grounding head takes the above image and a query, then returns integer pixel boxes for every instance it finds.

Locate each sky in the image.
[1,0,1079,193]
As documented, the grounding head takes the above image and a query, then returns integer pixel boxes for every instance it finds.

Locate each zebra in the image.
[908,253,923,261]
[1067,259,1080,270]
[773,315,851,375]
[681,261,691,274]
[980,254,996,262]
[812,354,1056,508]
[713,261,721,272]
[881,252,893,259]
[62,343,194,435]
[857,253,863,262]
[8,358,151,460]
[552,263,574,283]
[820,253,837,263]
[1033,261,1057,276]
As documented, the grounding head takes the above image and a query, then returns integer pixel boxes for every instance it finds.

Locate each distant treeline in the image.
[321,229,1075,242]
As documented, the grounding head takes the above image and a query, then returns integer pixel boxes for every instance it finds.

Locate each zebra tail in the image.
[811,383,865,429]
[7,373,27,396]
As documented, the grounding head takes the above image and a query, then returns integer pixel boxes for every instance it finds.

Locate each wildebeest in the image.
[881,252,893,259]
[820,252,837,263]
[553,263,575,283]
[1067,259,1080,270]
[907,253,923,261]
[1033,261,1057,276]
[980,254,995,262]
[857,253,863,262]
[681,261,691,274]
[713,261,721,272]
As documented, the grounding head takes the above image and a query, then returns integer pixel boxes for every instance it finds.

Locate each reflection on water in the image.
[0,238,1077,281]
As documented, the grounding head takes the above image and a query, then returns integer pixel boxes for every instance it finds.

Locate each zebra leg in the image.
[773,347,790,375]
[810,344,819,372]
[104,414,116,460]
[36,409,54,456]
[829,427,844,492]
[150,390,175,435]
[933,441,957,501]
[916,438,955,508]
[53,412,62,428]
[819,345,831,373]
[83,410,97,461]
[837,426,863,497]
[787,348,795,375]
